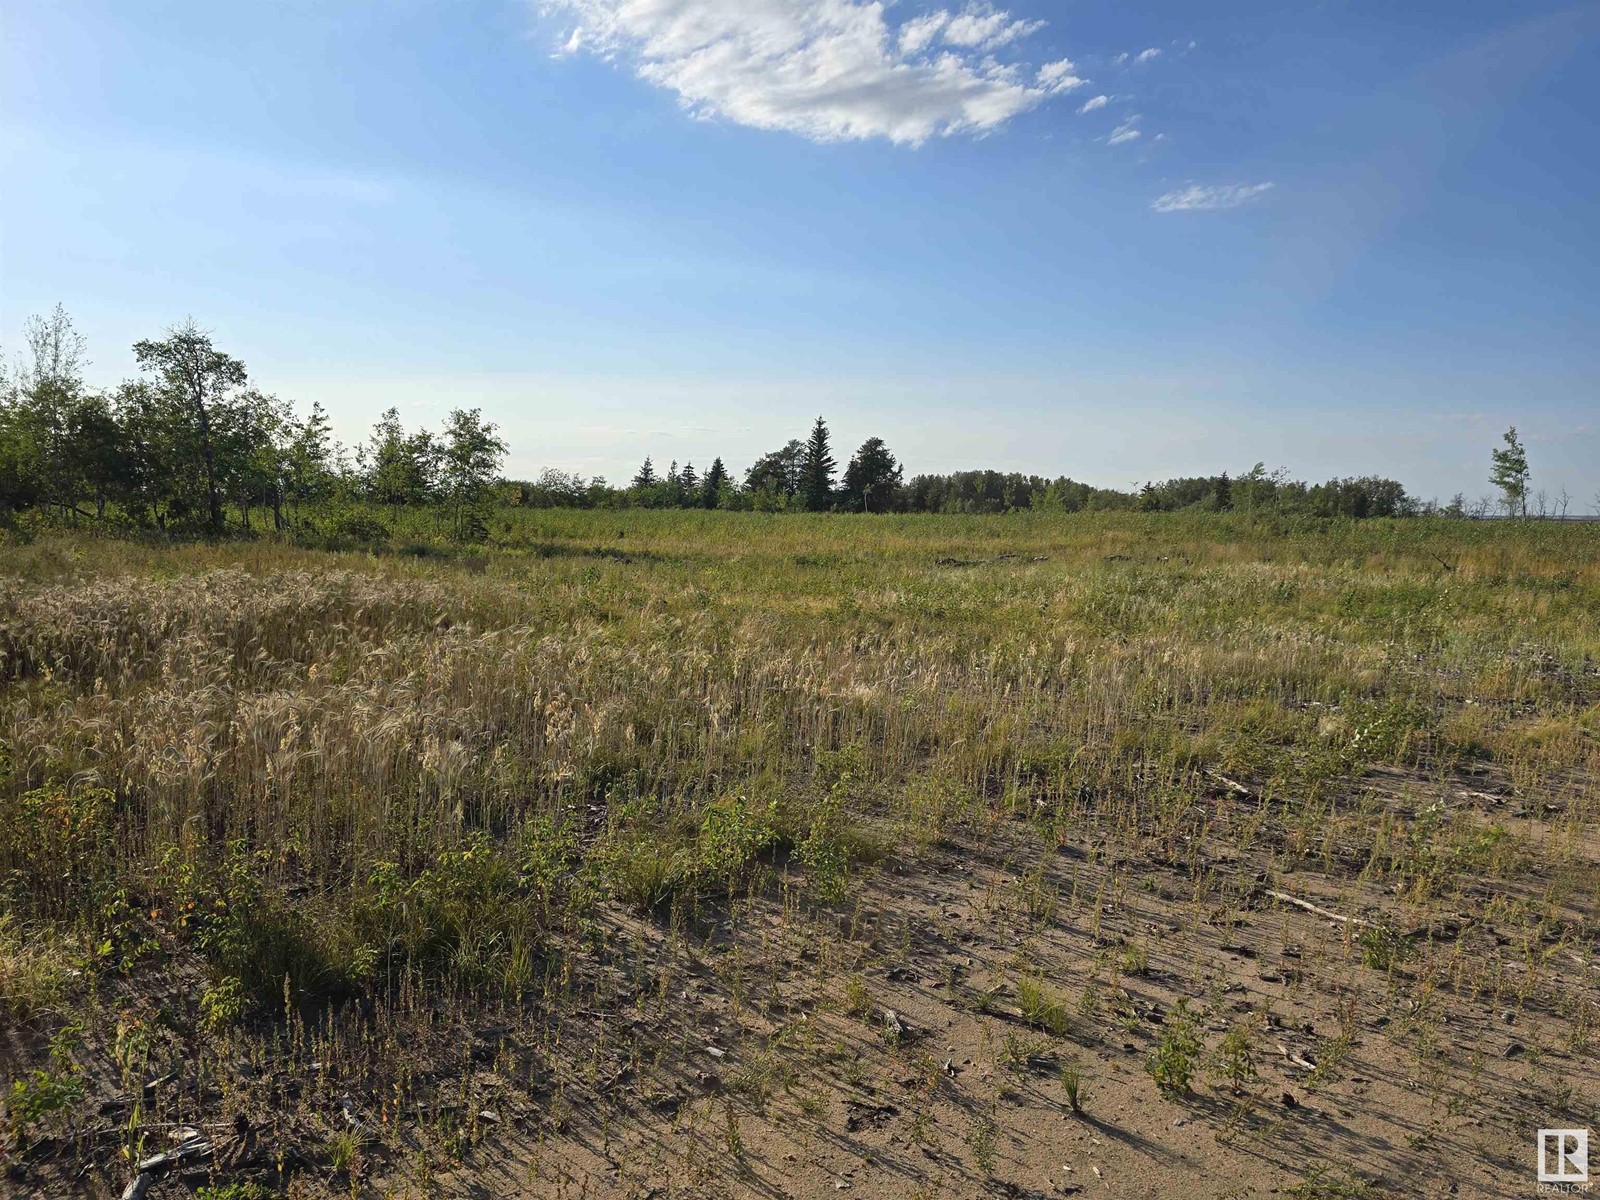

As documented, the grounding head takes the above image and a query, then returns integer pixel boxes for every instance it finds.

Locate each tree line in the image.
[0,308,506,538]
[5,307,1569,536]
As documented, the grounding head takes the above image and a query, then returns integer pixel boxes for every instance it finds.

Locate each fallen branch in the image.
[1262,889,1370,928]
[1208,772,1252,795]
[1277,1043,1319,1071]
[121,1136,212,1200]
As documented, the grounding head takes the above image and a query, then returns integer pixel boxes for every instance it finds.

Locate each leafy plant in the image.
[1148,1000,1203,1097]
[1213,1025,1258,1093]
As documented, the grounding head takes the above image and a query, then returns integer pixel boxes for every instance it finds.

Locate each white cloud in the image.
[1077,93,1108,114]
[898,12,948,54]
[943,5,1043,51]
[541,1,1082,145]
[1134,47,1161,64]
[1107,115,1141,145]
[1150,182,1276,212]
[1112,51,1128,66]
[1036,58,1084,94]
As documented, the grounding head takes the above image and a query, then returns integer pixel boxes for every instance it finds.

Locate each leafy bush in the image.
[1148,1000,1202,1097]
[325,511,391,543]
[0,784,118,920]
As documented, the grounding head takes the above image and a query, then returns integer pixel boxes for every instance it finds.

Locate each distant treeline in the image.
[2,307,1444,536]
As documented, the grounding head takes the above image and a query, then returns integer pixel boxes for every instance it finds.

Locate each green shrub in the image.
[325,511,391,542]
[0,784,117,920]
[1148,1000,1202,1097]
[199,974,248,1031]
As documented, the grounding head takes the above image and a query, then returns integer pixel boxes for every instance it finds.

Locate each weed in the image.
[1213,1025,1258,1093]
[1148,1000,1203,1098]
[1058,1058,1088,1114]
[1016,974,1071,1036]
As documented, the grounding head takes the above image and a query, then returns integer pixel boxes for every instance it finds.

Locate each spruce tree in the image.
[701,457,728,509]
[631,456,657,488]
[841,437,902,513]
[800,416,836,512]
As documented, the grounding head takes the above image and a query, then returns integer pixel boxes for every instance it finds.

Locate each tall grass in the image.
[1,511,1595,1026]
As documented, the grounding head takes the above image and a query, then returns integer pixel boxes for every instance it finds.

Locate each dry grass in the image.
[0,511,1596,1197]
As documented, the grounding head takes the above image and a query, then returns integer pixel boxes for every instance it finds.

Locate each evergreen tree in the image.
[1213,472,1233,512]
[1490,426,1530,518]
[680,461,699,507]
[840,437,902,513]
[799,416,836,512]
[631,456,657,488]
[701,456,728,509]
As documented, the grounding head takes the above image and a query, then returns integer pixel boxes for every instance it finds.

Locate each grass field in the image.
[2,511,1598,1198]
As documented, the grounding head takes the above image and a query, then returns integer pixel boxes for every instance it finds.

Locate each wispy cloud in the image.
[1037,58,1085,95]
[1107,116,1141,145]
[1151,182,1276,212]
[1077,93,1108,114]
[1134,47,1161,64]
[541,1,1087,145]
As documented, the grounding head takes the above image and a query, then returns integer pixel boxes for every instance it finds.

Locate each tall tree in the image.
[799,417,836,512]
[1490,426,1530,518]
[286,402,337,517]
[701,457,728,509]
[364,408,435,516]
[2,306,92,518]
[744,440,803,506]
[226,388,292,531]
[631,456,657,488]
[840,437,902,513]
[439,407,507,540]
[132,321,249,533]
[1213,472,1233,512]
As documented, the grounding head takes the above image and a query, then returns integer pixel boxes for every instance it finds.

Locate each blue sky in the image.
[4,0,1597,504]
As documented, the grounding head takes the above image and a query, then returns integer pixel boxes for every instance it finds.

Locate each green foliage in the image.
[0,784,118,921]
[1489,426,1530,518]
[697,794,779,887]
[199,974,249,1032]
[354,832,540,990]
[795,783,851,902]
[1016,975,1072,1036]
[966,1109,998,1176]
[7,1067,85,1140]
[1148,1000,1203,1097]
[799,416,836,512]
[325,510,391,543]
[195,1185,272,1200]
[1058,1057,1087,1113]
[6,1025,85,1143]
[1356,922,1411,972]
[1213,1025,1258,1092]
